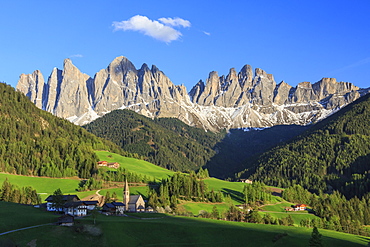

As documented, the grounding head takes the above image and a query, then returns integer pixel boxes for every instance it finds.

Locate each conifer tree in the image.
[105,191,111,203]
[52,188,64,212]
[0,178,11,201]
[309,227,324,247]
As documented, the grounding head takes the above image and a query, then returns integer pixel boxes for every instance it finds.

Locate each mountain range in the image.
[16,56,369,131]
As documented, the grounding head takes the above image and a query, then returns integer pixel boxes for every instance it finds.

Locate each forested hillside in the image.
[204,125,308,178]
[237,93,370,198]
[0,83,127,178]
[83,110,225,171]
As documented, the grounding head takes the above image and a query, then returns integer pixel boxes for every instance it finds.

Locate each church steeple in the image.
[123,178,130,210]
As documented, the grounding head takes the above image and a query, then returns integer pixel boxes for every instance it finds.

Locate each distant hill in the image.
[237,93,370,198]
[204,125,308,178]
[0,83,126,178]
[83,109,224,171]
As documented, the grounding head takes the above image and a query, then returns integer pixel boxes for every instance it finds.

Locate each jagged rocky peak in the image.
[17,70,45,109]
[53,59,92,119]
[273,81,292,105]
[190,65,278,107]
[238,64,253,89]
[17,56,368,131]
[312,77,359,98]
[109,56,137,74]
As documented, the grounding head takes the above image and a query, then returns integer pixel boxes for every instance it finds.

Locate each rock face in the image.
[16,56,369,132]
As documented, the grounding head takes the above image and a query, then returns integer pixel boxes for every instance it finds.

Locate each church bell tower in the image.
[123,179,130,210]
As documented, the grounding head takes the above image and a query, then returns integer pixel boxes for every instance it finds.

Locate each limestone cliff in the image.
[16,56,368,131]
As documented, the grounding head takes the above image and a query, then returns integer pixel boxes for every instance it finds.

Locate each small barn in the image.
[58,214,74,226]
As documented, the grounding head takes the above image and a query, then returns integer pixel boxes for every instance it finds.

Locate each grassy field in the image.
[0,173,83,201]
[259,211,319,226]
[95,151,175,180]
[0,173,79,194]
[259,201,320,226]
[179,201,231,216]
[1,205,368,247]
[0,201,58,233]
[203,178,246,204]
[96,151,254,205]
[261,202,294,212]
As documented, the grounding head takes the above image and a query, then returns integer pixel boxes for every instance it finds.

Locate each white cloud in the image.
[70,54,83,58]
[112,15,191,43]
[203,31,211,36]
[158,17,191,28]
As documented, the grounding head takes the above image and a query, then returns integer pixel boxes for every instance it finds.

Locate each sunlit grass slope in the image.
[2,210,368,247]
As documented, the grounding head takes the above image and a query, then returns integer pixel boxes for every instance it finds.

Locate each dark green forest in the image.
[0,83,128,178]
[83,109,225,172]
[83,109,307,176]
[283,185,370,236]
[238,93,370,198]
[204,125,308,178]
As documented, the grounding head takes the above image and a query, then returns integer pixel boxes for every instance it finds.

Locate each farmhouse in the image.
[45,195,98,216]
[64,201,87,216]
[97,161,108,166]
[98,161,120,169]
[58,214,74,226]
[146,206,154,212]
[293,204,307,211]
[240,179,253,184]
[84,200,99,210]
[107,162,120,169]
[102,201,125,215]
[45,195,80,212]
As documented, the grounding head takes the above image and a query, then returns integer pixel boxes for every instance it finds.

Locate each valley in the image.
[2,1,370,245]
[1,149,370,245]
[0,56,369,246]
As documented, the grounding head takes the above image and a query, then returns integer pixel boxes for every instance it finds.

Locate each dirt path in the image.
[0,223,52,236]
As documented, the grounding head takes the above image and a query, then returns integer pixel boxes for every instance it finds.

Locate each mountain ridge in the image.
[17,56,369,131]
[236,92,370,198]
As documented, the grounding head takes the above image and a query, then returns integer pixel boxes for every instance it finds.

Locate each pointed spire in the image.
[123,178,130,210]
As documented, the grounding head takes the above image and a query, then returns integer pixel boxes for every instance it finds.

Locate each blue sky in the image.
[1,0,370,90]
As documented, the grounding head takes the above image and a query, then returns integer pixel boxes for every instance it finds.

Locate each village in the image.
[45,178,154,226]
[44,169,311,227]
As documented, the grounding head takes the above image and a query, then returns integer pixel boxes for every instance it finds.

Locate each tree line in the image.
[282,185,370,236]
[0,178,41,205]
[147,169,220,209]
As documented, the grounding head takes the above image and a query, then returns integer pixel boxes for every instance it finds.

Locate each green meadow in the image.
[259,211,319,226]
[0,201,58,233]
[96,151,251,205]
[0,204,368,247]
[179,201,231,216]
[95,151,175,180]
[261,202,294,212]
[0,173,82,201]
